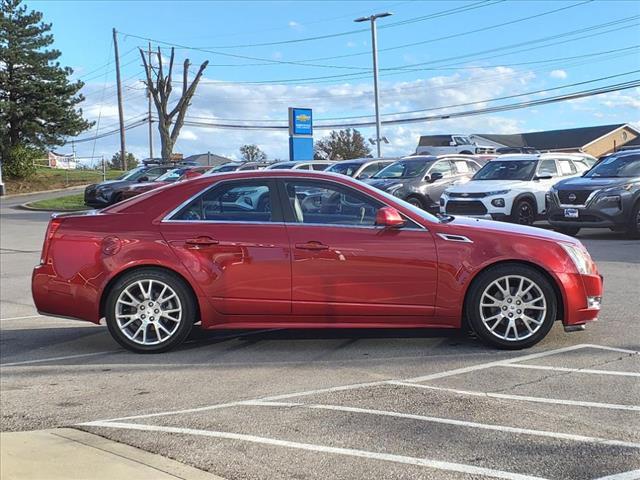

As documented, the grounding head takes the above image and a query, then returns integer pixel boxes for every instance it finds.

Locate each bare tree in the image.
[140,47,208,162]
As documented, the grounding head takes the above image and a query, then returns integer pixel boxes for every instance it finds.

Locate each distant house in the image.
[470,123,640,158]
[182,152,233,166]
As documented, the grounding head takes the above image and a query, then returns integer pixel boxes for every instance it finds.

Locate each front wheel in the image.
[405,196,426,209]
[105,268,195,353]
[627,202,640,239]
[511,199,536,225]
[465,265,557,349]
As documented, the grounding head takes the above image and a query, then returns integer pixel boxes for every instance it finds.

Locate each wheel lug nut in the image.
[502,306,507,311]
[508,313,513,317]
[148,302,153,307]
[507,298,512,303]
[141,314,146,319]
[516,300,521,305]
[154,309,159,314]
[140,306,145,310]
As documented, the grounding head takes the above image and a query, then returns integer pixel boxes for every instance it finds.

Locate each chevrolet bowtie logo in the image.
[296,114,310,122]
[461,193,469,197]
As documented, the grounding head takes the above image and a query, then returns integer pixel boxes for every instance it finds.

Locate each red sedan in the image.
[32,171,602,353]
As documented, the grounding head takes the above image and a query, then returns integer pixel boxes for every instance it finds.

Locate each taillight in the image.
[40,217,63,265]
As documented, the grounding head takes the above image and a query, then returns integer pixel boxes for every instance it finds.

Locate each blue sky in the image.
[31,0,640,162]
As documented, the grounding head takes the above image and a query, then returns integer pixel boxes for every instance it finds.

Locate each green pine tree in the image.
[0,0,93,164]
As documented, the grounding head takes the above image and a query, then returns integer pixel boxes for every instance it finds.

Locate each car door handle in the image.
[185,236,219,248]
[295,242,329,251]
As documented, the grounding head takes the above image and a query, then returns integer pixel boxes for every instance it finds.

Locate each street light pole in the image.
[355,12,392,158]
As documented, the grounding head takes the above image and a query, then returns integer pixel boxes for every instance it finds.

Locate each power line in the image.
[172,79,640,131]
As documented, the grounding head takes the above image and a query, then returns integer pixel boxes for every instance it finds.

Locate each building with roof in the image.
[182,152,233,166]
[470,123,640,158]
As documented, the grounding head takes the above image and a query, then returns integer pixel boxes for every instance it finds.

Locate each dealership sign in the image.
[288,107,313,161]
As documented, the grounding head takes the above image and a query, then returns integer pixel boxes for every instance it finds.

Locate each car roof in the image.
[399,155,438,161]
[331,157,396,165]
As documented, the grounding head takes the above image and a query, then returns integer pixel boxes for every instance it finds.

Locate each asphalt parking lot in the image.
[1,191,639,480]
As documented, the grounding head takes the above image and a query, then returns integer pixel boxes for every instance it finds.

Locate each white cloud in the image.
[180,129,198,141]
[550,69,567,79]
[288,20,301,30]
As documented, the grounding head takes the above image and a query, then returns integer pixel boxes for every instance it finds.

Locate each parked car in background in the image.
[266,161,334,171]
[436,154,496,167]
[84,164,177,208]
[547,149,640,237]
[208,162,270,173]
[119,166,210,201]
[440,153,597,225]
[33,170,602,353]
[324,158,396,179]
[416,134,493,156]
[364,155,482,212]
[496,147,540,155]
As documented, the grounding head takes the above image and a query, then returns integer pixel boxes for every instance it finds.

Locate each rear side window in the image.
[311,163,328,171]
[558,160,577,175]
[429,160,454,177]
[573,160,590,173]
[172,181,276,222]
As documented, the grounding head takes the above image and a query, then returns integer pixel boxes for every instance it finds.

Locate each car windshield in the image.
[325,162,361,176]
[117,166,147,181]
[210,164,239,173]
[374,159,431,179]
[585,154,640,178]
[269,163,297,169]
[473,160,537,181]
[155,169,185,182]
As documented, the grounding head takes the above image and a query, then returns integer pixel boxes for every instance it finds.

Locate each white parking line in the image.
[1,350,116,367]
[83,420,549,480]
[503,364,640,377]
[390,381,640,412]
[82,343,627,423]
[405,344,613,383]
[0,314,43,322]
[593,469,640,480]
[242,400,640,449]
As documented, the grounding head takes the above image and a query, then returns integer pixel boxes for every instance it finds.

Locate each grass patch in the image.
[5,167,124,194]
[27,193,88,211]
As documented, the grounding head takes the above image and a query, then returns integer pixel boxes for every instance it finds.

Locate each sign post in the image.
[288,107,313,161]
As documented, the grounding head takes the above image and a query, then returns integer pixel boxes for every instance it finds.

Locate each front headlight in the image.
[485,189,510,196]
[560,243,595,275]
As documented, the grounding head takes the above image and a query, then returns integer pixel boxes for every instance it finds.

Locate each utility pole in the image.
[113,28,126,170]
[147,42,154,160]
[354,12,392,158]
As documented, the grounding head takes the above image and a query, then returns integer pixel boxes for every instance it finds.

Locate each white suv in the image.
[440,153,596,225]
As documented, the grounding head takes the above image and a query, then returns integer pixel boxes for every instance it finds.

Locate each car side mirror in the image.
[427,172,444,183]
[375,206,405,228]
[137,176,149,183]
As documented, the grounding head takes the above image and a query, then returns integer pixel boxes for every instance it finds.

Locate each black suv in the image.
[364,155,482,212]
[84,164,176,208]
[547,150,640,237]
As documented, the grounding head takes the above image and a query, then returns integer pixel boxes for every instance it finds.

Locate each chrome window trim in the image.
[161,175,429,230]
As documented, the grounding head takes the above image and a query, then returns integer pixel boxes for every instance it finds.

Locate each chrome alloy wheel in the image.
[115,280,182,346]
[479,275,547,342]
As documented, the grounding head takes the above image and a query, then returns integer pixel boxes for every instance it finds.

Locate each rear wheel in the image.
[627,201,640,239]
[105,268,195,353]
[511,198,536,225]
[465,265,557,349]
[556,226,580,236]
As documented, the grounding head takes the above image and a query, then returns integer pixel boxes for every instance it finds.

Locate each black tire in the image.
[112,193,124,205]
[556,226,580,236]
[405,195,426,209]
[465,264,557,349]
[511,198,536,225]
[105,268,195,353]
[626,201,640,239]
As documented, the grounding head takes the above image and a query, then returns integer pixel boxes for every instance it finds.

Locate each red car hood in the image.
[447,216,580,245]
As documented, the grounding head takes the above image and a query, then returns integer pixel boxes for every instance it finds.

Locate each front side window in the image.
[428,160,454,177]
[326,162,361,176]
[284,180,382,227]
[155,168,186,182]
[357,163,381,179]
[537,160,559,177]
[172,181,274,222]
[311,163,329,171]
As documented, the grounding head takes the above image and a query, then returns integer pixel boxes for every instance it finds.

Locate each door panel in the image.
[160,180,291,316]
[279,179,438,319]
[287,225,437,317]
